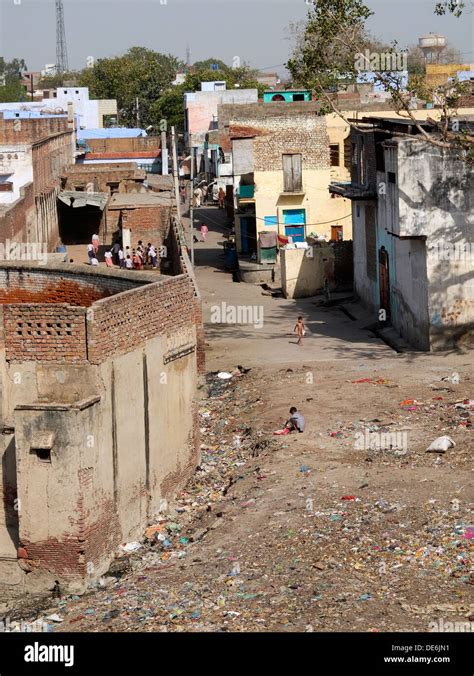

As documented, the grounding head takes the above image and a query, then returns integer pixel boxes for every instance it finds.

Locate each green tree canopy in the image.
[79,47,180,127]
[192,58,229,72]
[0,57,27,102]
[287,0,473,156]
[151,64,265,132]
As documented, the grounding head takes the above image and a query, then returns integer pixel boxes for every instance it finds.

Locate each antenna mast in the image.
[56,0,69,73]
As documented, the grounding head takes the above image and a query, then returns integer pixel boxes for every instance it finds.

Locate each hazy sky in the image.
[0,0,472,74]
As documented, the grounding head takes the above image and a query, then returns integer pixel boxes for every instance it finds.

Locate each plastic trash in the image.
[426,436,455,453]
[217,372,233,380]
[45,614,63,623]
[441,373,460,384]
[121,541,142,552]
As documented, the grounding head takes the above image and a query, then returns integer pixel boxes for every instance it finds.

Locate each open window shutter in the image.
[283,154,293,191]
[292,154,302,190]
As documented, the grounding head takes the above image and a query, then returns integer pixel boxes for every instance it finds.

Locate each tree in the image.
[192,58,229,72]
[435,0,473,16]
[79,47,180,127]
[287,0,473,157]
[37,71,81,89]
[151,64,265,133]
[0,57,27,102]
[150,85,187,131]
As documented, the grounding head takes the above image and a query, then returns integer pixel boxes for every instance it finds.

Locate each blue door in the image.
[283,209,306,242]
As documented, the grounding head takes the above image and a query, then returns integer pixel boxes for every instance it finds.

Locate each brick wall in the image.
[32,132,73,195]
[0,182,35,241]
[194,298,206,376]
[0,268,139,306]
[3,304,87,363]
[87,274,195,364]
[228,111,330,171]
[86,137,161,154]
[62,164,146,193]
[120,205,172,249]
[0,118,73,250]
[0,116,69,144]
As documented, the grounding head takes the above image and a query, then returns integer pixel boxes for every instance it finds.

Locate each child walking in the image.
[294,316,306,345]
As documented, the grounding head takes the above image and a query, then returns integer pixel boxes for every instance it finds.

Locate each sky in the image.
[0,0,472,75]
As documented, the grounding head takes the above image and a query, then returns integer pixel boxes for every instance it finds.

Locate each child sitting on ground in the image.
[274,407,305,435]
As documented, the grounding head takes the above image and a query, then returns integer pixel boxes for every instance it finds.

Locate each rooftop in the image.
[108,192,174,209]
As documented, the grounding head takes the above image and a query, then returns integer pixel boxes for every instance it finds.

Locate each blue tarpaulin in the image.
[77,128,147,140]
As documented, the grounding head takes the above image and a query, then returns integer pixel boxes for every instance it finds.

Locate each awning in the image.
[58,191,108,210]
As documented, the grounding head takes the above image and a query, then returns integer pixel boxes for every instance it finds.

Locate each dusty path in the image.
[41,207,472,634]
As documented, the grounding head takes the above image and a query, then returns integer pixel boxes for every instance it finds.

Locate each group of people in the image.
[87,236,159,270]
[191,184,226,209]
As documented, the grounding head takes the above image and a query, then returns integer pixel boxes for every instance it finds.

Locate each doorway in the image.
[379,246,391,322]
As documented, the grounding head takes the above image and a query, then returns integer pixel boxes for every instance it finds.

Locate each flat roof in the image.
[108,192,174,209]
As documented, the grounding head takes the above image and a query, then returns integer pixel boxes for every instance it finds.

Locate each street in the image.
[48,206,473,633]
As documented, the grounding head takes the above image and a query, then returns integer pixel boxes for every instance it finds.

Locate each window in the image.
[365,205,377,281]
[107,182,120,194]
[292,93,304,101]
[31,433,54,463]
[34,448,51,463]
[343,137,352,169]
[375,142,385,172]
[331,225,343,241]
[352,142,358,166]
[359,142,366,186]
[330,144,340,167]
[282,154,302,192]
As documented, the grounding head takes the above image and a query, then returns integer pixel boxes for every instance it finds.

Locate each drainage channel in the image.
[339,305,357,321]
[368,325,404,354]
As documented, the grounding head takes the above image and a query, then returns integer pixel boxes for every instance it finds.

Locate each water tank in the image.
[418,33,447,62]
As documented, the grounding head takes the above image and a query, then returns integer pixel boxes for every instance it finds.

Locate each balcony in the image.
[329,181,376,200]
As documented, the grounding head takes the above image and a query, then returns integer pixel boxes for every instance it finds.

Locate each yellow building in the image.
[425,63,474,87]
[231,103,353,256]
[230,102,474,257]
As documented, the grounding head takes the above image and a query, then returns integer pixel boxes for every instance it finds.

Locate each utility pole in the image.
[161,131,169,175]
[136,97,140,128]
[171,126,182,226]
[189,146,195,266]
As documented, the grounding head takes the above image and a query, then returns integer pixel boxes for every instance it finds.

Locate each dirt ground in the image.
[8,207,473,634]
